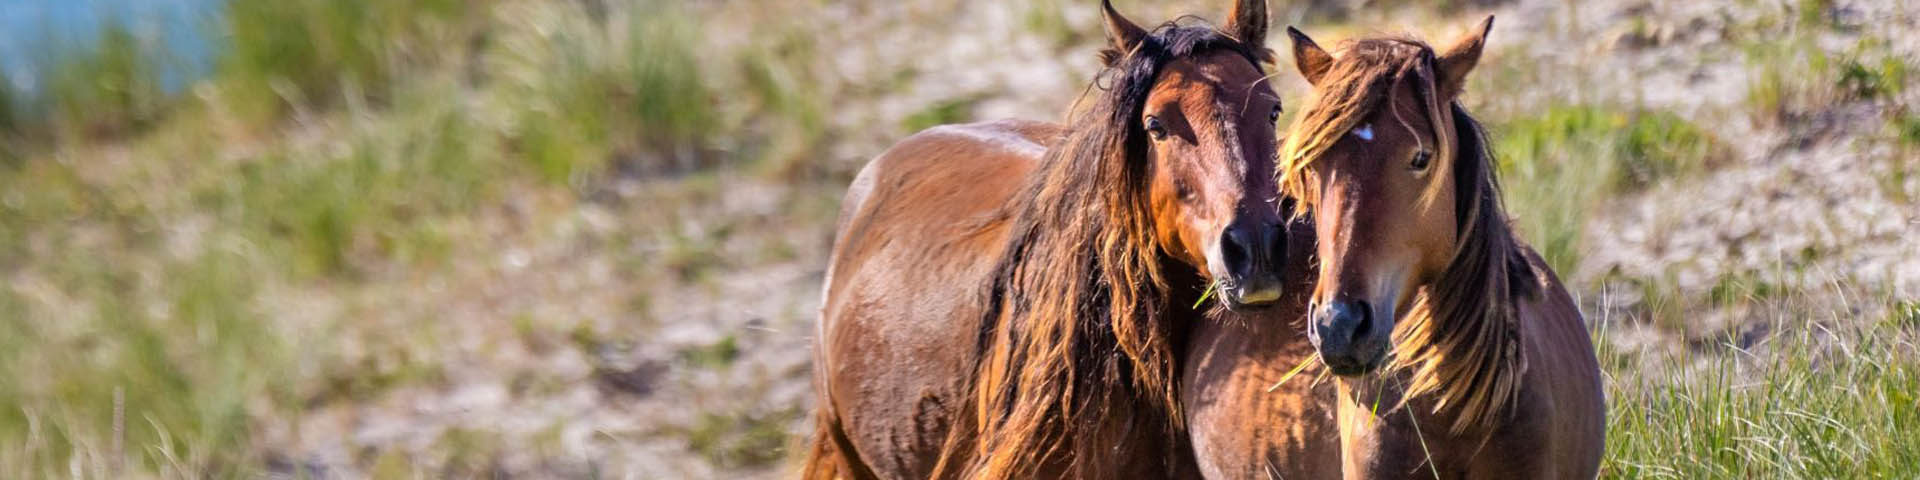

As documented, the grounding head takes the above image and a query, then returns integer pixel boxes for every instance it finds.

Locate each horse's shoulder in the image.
[827,121,1049,288]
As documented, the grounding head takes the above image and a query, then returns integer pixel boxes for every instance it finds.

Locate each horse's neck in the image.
[1368,222,1533,432]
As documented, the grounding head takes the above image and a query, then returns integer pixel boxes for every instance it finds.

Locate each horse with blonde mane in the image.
[803,1,1297,478]
[1264,17,1606,478]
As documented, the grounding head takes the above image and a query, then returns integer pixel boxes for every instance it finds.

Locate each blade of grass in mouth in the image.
[1193,281,1219,309]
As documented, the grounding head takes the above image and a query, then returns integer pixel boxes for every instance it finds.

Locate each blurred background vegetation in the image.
[0,0,1914,478]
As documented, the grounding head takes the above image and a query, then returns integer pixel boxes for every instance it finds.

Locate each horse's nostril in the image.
[1221,226,1252,274]
[1316,300,1383,376]
[1350,300,1373,341]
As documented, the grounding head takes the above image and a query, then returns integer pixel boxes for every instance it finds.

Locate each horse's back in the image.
[813,119,1061,479]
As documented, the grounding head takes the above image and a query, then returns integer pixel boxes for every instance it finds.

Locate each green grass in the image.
[216,81,502,277]
[629,4,719,156]
[1601,314,1920,478]
[1896,113,1920,147]
[1831,36,1912,103]
[1836,55,1909,101]
[1022,0,1085,49]
[1742,32,1832,126]
[0,0,802,474]
[1492,105,1722,276]
[217,0,467,121]
[901,96,982,133]
[1707,270,1781,307]
[1618,270,1692,332]
[1740,31,1911,128]
[735,26,830,179]
[44,26,171,139]
[0,23,177,144]
[492,0,719,184]
[683,409,798,469]
[1884,113,1917,203]
[0,249,288,478]
[0,66,21,138]
[1887,300,1920,329]
[681,335,743,369]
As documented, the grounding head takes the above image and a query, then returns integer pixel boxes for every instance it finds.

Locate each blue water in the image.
[0,0,225,97]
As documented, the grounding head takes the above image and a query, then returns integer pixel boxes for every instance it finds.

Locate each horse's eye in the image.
[1269,105,1282,124]
[1410,150,1433,171]
[1145,116,1168,140]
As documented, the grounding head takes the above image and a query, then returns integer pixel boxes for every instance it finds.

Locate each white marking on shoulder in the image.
[929,123,1046,157]
[1352,123,1375,141]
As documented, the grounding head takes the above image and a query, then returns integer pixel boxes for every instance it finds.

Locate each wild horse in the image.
[804,0,1296,478]
[1268,17,1606,479]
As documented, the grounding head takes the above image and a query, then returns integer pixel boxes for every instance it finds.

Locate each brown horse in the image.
[804,1,1292,478]
[1265,17,1605,478]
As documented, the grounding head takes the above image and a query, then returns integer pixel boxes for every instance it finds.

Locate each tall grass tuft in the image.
[222,81,501,277]
[0,66,17,136]
[0,67,19,164]
[1602,313,1920,478]
[0,249,290,478]
[736,28,829,179]
[39,25,172,140]
[492,0,719,185]
[631,4,719,164]
[217,0,466,120]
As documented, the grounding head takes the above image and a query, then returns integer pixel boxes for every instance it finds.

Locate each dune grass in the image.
[0,66,16,135]
[1600,302,1920,478]
[1471,96,1915,480]
[217,0,468,121]
[0,0,737,476]
[0,248,289,478]
[489,0,719,184]
[0,22,178,145]
[44,26,172,139]
[220,82,501,277]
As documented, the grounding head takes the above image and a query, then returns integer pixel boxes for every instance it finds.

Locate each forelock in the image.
[1276,36,1441,211]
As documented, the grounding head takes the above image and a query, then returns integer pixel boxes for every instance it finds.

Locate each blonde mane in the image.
[1278,36,1537,434]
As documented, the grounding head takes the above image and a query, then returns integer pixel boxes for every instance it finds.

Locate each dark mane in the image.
[937,24,1265,478]
[1277,36,1539,434]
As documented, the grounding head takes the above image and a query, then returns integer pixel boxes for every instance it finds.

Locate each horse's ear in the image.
[1436,15,1494,99]
[1225,0,1275,63]
[1287,26,1333,86]
[1099,0,1148,67]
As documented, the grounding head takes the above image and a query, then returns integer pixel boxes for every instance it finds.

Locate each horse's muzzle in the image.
[1222,278,1284,308]
[1218,217,1287,308]
[1312,299,1391,376]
